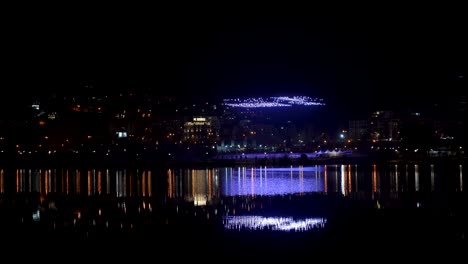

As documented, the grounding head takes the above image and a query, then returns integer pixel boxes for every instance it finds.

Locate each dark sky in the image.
[3,6,467,114]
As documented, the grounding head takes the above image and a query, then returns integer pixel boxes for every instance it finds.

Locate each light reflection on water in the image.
[220,166,324,196]
[0,164,465,198]
[460,165,463,192]
[0,168,157,198]
[0,164,465,236]
[224,216,326,232]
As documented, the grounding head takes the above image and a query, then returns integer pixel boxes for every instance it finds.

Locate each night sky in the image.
[3,6,467,115]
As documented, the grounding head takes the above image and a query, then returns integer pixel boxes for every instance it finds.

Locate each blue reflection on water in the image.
[224,215,326,232]
[220,166,324,196]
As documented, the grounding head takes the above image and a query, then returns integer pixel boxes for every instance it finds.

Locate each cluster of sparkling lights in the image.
[223,215,326,232]
[223,96,325,108]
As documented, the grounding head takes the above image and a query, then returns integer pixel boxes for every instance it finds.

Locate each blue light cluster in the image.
[272,96,325,106]
[223,96,325,108]
[223,215,327,232]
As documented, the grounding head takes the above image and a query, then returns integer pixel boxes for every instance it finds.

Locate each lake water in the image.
[0,164,466,259]
[3,164,463,197]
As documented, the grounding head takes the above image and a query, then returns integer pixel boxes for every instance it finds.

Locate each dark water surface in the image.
[0,164,466,260]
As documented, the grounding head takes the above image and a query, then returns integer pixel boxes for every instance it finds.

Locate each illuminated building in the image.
[183,116,220,145]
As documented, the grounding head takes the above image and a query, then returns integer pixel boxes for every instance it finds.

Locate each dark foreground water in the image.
[0,164,466,260]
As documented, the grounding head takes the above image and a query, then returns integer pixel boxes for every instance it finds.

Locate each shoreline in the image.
[0,154,466,169]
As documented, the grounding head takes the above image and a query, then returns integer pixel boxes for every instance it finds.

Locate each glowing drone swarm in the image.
[223,96,325,108]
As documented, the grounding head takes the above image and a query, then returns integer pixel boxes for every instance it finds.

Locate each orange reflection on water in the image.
[347,165,352,193]
[372,165,377,193]
[88,170,92,196]
[98,170,102,195]
[324,165,328,193]
[167,169,173,198]
[45,169,50,195]
[148,171,152,197]
[16,169,19,193]
[191,169,195,198]
[194,169,211,206]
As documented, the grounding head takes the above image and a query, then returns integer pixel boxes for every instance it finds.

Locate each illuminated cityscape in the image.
[0,91,465,168]
[1,7,467,260]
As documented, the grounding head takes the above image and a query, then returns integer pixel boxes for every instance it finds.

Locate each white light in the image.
[223,96,325,108]
[32,210,40,221]
[224,216,326,232]
[117,131,128,138]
